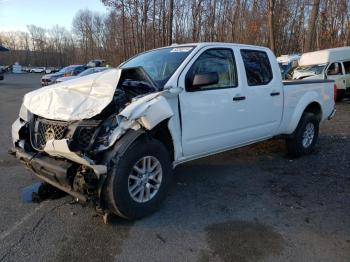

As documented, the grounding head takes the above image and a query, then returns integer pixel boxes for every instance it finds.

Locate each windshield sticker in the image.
[170,47,193,53]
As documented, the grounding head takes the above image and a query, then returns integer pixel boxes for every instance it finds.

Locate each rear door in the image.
[237,49,283,139]
[326,62,346,91]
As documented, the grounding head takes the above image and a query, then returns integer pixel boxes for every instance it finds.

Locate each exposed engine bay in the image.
[96,67,158,118]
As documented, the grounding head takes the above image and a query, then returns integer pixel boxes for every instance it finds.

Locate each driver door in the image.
[326,62,346,90]
[178,48,246,157]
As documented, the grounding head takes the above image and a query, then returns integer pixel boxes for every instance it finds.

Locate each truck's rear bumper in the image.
[13,147,87,202]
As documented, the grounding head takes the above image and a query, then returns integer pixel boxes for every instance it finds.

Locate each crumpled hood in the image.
[23,68,121,121]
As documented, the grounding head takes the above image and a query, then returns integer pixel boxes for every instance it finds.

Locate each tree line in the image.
[0,0,349,67]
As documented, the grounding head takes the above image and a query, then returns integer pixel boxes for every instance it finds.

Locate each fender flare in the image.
[102,129,146,165]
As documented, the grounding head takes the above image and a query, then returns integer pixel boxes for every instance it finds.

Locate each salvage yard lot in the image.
[0,73,349,262]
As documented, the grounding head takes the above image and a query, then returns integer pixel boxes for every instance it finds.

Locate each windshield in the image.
[295,64,326,75]
[120,46,194,87]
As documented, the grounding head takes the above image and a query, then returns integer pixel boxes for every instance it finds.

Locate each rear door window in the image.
[240,50,273,86]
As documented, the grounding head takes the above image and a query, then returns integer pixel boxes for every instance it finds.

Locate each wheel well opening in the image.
[150,120,174,161]
[304,102,322,121]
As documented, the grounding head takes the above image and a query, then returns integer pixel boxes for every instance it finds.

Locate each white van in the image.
[293,47,350,99]
[277,54,300,79]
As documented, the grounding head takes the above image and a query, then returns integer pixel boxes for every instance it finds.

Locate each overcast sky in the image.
[0,0,109,32]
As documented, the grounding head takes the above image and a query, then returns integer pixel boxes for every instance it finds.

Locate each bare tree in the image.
[304,0,321,52]
[267,0,275,53]
[168,0,174,45]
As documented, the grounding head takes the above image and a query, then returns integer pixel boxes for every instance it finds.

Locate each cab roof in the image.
[164,42,272,51]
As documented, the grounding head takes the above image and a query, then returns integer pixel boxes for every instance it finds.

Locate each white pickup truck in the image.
[12,43,336,220]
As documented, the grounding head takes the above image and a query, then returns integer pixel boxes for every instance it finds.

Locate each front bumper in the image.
[13,147,88,202]
[12,117,106,203]
[41,79,53,86]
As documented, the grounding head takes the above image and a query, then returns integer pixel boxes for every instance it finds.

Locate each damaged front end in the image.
[12,112,109,206]
[11,67,174,211]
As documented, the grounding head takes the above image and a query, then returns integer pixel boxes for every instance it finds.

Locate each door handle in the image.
[232,96,246,101]
[270,92,280,96]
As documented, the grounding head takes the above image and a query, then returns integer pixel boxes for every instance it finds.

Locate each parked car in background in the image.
[55,67,109,83]
[12,43,336,220]
[277,54,300,80]
[41,65,87,86]
[0,46,9,80]
[1,65,10,72]
[30,67,46,73]
[45,67,60,74]
[293,47,350,100]
[87,59,105,67]
[13,63,23,74]
[0,68,4,81]
[0,65,7,80]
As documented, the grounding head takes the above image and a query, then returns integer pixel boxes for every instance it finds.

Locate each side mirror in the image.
[188,72,219,91]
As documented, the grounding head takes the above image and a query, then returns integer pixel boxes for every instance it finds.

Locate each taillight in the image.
[64,73,71,77]
[334,84,337,102]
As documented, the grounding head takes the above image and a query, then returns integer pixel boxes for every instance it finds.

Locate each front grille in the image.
[31,118,68,150]
[30,117,100,151]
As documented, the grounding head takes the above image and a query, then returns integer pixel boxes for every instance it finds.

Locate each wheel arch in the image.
[103,118,177,165]
[149,119,176,162]
[303,102,322,121]
[286,92,323,134]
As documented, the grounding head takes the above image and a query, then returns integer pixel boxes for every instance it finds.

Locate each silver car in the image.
[55,67,109,83]
[41,65,86,86]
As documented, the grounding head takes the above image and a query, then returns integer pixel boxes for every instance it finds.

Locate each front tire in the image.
[286,113,319,157]
[103,137,173,220]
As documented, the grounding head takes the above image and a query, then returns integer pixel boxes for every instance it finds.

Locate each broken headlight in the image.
[94,114,119,148]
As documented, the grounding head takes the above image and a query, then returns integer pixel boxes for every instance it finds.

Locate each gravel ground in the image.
[0,73,349,262]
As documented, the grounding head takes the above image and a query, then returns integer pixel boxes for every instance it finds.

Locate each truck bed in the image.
[283,79,334,85]
[277,79,335,135]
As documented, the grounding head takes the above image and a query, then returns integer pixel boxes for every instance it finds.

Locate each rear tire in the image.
[103,137,173,220]
[286,113,319,157]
